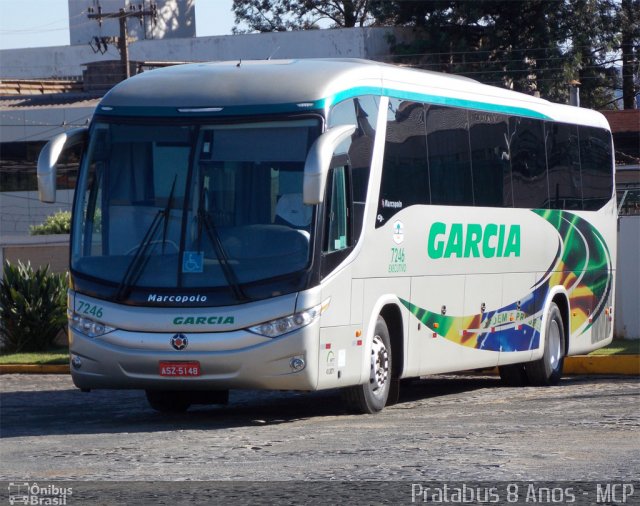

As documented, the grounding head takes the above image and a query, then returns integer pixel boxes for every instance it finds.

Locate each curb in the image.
[0,364,70,374]
[563,355,639,375]
[480,355,639,376]
[0,356,638,376]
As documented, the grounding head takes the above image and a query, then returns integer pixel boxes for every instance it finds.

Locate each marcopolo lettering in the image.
[147,294,208,303]
[428,222,521,259]
[381,199,403,209]
[173,316,235,325]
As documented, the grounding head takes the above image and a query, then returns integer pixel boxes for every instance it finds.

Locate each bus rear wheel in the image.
[145,390,191,413]
[526,302,565,386]
[342,316,392,414]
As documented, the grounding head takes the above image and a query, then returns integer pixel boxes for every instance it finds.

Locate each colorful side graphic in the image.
[401,210,613,352]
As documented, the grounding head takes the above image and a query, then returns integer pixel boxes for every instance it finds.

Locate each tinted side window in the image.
[321,159,353,277]
[377,99,429,226]
[469,112,512,207]
[427,106,473,206]
[579,126,613,210]
[509,117,549,208]
[546,123,582,210]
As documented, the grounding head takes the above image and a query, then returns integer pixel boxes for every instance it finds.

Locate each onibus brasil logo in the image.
[8,482,72,505]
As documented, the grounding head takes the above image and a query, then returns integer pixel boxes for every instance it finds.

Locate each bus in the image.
[38,59,616,414]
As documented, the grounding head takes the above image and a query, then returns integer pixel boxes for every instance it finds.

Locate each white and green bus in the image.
[38,59,616,413]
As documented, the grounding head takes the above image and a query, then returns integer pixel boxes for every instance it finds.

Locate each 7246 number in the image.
[76,301,103,318]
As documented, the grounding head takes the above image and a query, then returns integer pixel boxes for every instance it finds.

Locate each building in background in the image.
[0,92,98,236]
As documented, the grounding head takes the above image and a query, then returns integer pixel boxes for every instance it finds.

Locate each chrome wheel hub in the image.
[548,320,561,370]
[369,334,389,396]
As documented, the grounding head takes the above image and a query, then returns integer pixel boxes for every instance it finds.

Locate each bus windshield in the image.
[71,118,321,303]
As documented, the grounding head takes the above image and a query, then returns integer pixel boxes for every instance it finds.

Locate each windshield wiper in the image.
[197,207,249,302]
[161,176,177,254]
[115,176,177,301]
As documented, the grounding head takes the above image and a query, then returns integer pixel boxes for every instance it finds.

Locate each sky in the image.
[0,0,235,50]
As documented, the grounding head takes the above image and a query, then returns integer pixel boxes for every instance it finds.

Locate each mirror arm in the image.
[37,127,88,203]
[303,124,356,205]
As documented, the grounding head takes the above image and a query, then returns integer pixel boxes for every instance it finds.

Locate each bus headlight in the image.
[248,299,329,338]
[68,309,115,338]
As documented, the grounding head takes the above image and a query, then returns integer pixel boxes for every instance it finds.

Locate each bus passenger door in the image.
[317,157,362,389]
[410,275,466,376]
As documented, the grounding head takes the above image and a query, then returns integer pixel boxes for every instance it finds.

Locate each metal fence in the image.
[617,186,640,216]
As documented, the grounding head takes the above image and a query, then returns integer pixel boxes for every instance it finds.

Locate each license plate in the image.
[159,361,201,377]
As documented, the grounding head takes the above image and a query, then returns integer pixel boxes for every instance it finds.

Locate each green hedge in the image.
[0,260,67,353]
[30,210,71,235]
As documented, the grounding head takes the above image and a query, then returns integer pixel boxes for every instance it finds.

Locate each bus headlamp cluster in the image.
[68,310,115,338]
[248,300,329,338]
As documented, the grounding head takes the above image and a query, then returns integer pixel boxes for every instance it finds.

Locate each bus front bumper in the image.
[68,324,320,392]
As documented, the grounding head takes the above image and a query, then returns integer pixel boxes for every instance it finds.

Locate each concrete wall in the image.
[615,215,640,339]
[0,27,405,79]
[0,190,74,237]
[0,234,70,274]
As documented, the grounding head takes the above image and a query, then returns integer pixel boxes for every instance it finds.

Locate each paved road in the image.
[0,374,638,485]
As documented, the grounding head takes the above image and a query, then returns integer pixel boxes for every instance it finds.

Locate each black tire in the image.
[145,390,191,413]
[342,316,392,414]
[498,363,529,386]
[526,302,565,386]
[386,378,401,406]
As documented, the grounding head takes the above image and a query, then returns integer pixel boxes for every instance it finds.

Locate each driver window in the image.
[325,165,349,253]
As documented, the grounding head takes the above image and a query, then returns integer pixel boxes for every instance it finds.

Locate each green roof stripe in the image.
[327,86,551,120]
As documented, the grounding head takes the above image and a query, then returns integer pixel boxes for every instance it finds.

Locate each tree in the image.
[483,1,566,98]
[380,0,632,108]
[619,0,639,108]
[232,0,377,33]
[560,0,619,109]
[380,1,568,99]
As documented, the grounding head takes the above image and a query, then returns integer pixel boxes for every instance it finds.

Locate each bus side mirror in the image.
[303,124,355,205]
[37,127,88,203]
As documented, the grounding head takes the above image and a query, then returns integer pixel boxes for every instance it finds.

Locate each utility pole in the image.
[88,3,157,80]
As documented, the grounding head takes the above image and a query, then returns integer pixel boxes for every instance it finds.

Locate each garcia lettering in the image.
[173,316,235,325]
[428,222,520,259]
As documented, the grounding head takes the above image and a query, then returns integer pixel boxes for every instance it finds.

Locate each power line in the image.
[86,3,158,79]
[0,113,93,143]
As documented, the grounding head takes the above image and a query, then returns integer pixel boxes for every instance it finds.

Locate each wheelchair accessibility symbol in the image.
[182,251,204,273]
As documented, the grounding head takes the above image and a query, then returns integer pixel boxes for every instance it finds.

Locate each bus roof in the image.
[98,58,610,130]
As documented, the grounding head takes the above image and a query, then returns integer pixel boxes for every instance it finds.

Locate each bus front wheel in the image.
[526,302,565,386]
[342,316,392,414]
